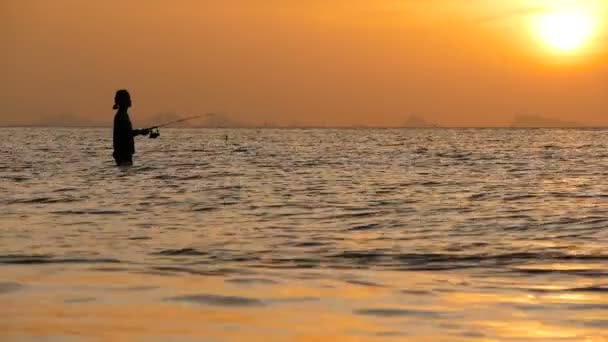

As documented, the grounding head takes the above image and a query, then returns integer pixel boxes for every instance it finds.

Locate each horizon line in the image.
[1,125,607,130]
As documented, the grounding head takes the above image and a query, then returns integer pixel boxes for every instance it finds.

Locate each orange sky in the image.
[1,0,607,127]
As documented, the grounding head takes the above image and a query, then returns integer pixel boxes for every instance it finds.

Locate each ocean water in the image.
[1,127,607,341]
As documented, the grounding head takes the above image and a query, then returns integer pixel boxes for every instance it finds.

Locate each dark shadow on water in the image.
[566,304,608,311]
[347,223,382,231]
[355,308,441,318]
[166,294,265,307]
[119,286,159,292]
[127,236,151,241]
[8,197,84,205]
[293,241,328,247]
[148,266,237,277]
[343,279,385,287]
[0,255,120,265]
[461,331,486,338]
[526,285,608,293]
[153,248,207,256]
[266,297,320,304]
[0,282,23,294]
[51,209,127,215]
[225,278,279,285]
[89,267,128,272]
[376,331,409,337]
[582,320,608,328]
[65,297,97,304]
[401,289,434,295]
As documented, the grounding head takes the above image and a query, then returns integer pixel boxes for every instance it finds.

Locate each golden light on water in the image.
[533,5,598,53]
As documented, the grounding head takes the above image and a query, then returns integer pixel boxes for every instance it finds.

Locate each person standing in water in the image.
[112,89,149,166]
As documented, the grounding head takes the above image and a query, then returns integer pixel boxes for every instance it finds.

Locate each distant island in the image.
[197,113,251,128]
[510,115,586,128]
[402,116,440,128]
[141,112,251,128]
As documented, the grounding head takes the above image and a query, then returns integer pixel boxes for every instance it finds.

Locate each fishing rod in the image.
[145,113,215,139]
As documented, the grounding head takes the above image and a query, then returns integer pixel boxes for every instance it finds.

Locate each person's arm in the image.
[123,114,149,136]
[132,128,150,137]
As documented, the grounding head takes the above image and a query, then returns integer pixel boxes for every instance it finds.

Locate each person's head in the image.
[113,89,131,110]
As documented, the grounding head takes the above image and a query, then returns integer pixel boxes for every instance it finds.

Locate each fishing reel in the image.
[148,127,160,139]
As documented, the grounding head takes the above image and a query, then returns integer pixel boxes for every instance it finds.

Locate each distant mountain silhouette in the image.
[140,112,183,128]
[141,112,251,128]
[511,115,586,128]
[193,113,251,128]
[262,121,278,128]
[2,113,594,128]
[402,116,440,128]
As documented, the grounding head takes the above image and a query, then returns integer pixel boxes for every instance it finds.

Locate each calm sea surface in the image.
[1,128,607,341]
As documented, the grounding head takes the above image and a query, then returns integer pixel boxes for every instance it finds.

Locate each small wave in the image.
[527,285,608,293]
[115,286,159,292]
[65,297,97,304]
[53,187,77,193]
[355,308,442,318]
[348,223,382,231]
[0,255,120,265]
[503,194,537,201]
[401,290,434,295]
[89,267,129,272]
[266,297,320,304]
[344,279,385,287]
[178,175,204,180]
[580,217,608,225]
[511,268,608,276]
[0,282,23,294]
[10,197,83,204]
[293,241,328,247]
[149,266,233,276]
[376,331,409,337]
[419,181,441,186]
[51,209,127,215]
[581,320,608,328]
[436,151,472,160]
[330,251,386,260]
[165,294,265,307]
[153,248,207,256]
[469,193,489,201]
[225,278,279,285]
[334,211,383,219]
[566,304,608,311]
[570,286,608,292]
[128,236,151,241]
[192,206,217,212]
[324,251,608,271]
[2,176,28,182]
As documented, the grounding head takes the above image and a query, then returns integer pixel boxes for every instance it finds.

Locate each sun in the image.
[534,8,597,53]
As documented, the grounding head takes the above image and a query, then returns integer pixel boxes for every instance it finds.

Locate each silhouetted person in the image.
[112,90,149,166]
